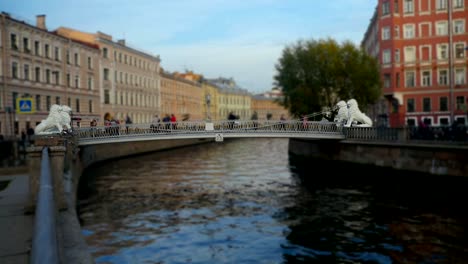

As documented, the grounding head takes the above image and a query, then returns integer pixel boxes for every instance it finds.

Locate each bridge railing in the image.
[74,120,344,140]
[31,147,59,264]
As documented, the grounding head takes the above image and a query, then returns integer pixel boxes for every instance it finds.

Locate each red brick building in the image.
[362,0,468,127]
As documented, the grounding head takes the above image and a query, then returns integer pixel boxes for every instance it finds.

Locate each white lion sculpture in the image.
[35,104,73,134]
[344,99,373,127]
[334,100,349,126]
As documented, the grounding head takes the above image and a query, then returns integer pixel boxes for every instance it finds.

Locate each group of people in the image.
[151,114,177,131]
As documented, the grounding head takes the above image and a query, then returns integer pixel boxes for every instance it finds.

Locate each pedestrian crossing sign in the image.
[16,98,35,114]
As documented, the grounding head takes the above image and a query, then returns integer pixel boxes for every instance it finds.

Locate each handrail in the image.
[31,147,59,264]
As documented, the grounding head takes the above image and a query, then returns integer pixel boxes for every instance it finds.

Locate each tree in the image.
[274,38,381,119]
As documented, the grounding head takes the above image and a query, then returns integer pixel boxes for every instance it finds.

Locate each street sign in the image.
[16,97,35,114]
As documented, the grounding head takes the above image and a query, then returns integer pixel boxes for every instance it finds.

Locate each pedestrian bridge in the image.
[73,120,368,146]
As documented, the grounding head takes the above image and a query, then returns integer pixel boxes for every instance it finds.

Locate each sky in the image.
[2,0,377,94]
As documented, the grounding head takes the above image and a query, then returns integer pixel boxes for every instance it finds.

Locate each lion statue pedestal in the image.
[35,104,73,135]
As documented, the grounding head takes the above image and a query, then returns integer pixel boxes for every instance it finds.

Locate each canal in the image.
[78,138,468,263]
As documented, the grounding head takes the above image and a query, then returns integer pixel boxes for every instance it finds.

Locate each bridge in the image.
[16,119,468,264]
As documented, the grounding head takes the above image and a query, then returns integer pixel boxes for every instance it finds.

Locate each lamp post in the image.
[205,93,211,121]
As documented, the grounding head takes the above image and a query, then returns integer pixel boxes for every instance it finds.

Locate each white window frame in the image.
[404,46,416,62]
[383,49,392,64]
[455,68,466,85]
[436,0,448,10]
[453,0,464,9]
[382,26,391,40]
[403,24,415,39]
[395,49,400,62]
[436,21,448,36]
[404,0,414,13]
[382,1,390,15]
[437,43,449,60]
[453,20,465,34]
[421,70,431,86]
[405,70,416,87]
[438,69,449,85]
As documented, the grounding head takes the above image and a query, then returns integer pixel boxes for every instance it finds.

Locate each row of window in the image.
[103,89,158,108]
[383,67,466,88]
[10,61,94,89]
[103,68,157,88]
[407,95,465,113]
[382,0,465,16]
[382,42,467,64]
[382,19,465,40]
[12,92,94,113]
[102,47,155,71]
[9,33,95,69]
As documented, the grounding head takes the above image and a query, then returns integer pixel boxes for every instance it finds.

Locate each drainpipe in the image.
[448,0,454,123]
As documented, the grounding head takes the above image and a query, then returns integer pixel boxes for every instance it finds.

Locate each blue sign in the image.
[16,98,35,114]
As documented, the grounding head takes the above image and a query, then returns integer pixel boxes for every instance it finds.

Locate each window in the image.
[52,71,59,85]
[55,96,60,105]
[453,20,464,34]
[454,0,464,8]
[35,67,40,82]
[422,70,431,86]
[45,69,50,84]
[395,49,400,62]
[104,89,110,104]
[436,0,447,10]
[405,71,415,87]
[67,73,71,87]
[436,21,448,36]
[10,34,18,50]
[455,43,465,58]
[46,96,51,111]
[438,69,448,85]
[87,57,92,69]
[382,1,390,15]
[44,44,50,58]
[103,47,108,58]
[34,41,40,55]
[394,26,400,38]
[103,68,109,80]
[403,24,415,39]
[423,98,431,112]
[382,27,391,40]
[12,62,18,79]
[54,47,60,61]
[403,0,414,13]
[88,100,93,113]
[455,68,466,85]
[75,99,80,113]
[394,0,399,13]
[437,44,448,60]
[12,92,18,110]
[74,53,79,66]
[404,46,416,62]
[74,75,79,88]
[384,74,391,88]
[24,64,29,80]
[23,37,30,53]
[383,50,391,64]
[407,98,415,112]
[68,98,71,107]
[35,95,41,111]
[88,77,93,90]
[456,96,465,110]
[66,50,70,64]
[440,96,448,111]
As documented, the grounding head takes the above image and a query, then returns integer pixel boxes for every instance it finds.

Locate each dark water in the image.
[78,138,468,264]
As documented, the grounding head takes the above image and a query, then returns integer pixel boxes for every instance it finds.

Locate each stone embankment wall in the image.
[289,138,468,177]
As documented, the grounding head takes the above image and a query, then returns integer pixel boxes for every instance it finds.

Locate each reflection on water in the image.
[78,138,468,263]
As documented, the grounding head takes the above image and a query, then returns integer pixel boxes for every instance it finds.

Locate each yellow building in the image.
[207,77,251,120]
[0,13,101,137]
[160,71,203,121]
[55,28,161,125]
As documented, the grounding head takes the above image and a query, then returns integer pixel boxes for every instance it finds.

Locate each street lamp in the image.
[205,93,211,121]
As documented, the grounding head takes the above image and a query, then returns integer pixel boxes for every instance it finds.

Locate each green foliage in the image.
[274,38,381,118]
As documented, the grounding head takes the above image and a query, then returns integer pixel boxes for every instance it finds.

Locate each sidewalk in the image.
[0,172,32,264]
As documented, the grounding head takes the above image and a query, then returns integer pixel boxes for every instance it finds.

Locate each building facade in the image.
[251,88,290,121]
[0,13,100,137]
[363,0,468,127]
[56,28,161,125]
[207,77,252,120]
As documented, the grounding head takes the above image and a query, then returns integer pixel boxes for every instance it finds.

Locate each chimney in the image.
[36,14,46,30]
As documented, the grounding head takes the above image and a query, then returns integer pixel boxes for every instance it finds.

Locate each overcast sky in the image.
[3,0,377,93]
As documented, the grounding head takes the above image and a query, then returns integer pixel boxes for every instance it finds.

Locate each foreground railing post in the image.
[31,147,59,264]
